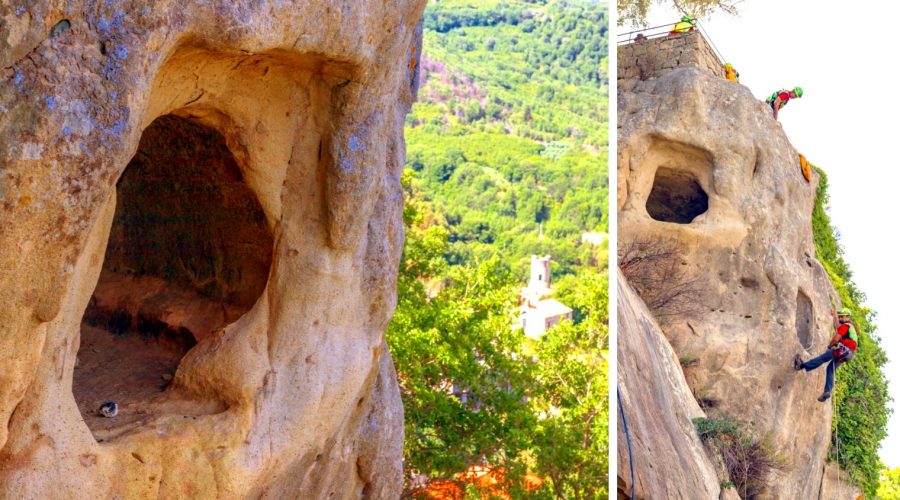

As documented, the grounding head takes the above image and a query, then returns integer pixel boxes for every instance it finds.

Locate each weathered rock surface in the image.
[618,67,842,498]
[818,462,862,500]
[617,270,733,500]
[0,0,425,497]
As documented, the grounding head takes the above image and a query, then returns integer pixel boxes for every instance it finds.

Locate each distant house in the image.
[581,231,607,246]
[517,255,573,339]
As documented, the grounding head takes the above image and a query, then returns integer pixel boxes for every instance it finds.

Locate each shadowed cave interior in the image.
[645,166,709,224]
[74,114,273,436]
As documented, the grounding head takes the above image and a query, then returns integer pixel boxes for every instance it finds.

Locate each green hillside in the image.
[387,1,609,497]
[407,0,608,277]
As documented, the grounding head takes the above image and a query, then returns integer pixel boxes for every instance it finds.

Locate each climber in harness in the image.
[669,16,696,36]
[767,87,803,120]
[793,308,858,402]
[724,63,739,83]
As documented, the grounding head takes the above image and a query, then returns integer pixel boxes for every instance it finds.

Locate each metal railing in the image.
[617,21,683,45]
[618,20,726,65]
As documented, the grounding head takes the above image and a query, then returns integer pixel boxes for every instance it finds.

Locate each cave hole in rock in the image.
[795,290,813,349]
[74,114,273,433]
[646,167,709,223]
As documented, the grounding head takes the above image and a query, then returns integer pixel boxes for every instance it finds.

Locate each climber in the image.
[766,87,803,120]
[724,63,739,83]
[798,153,813,182]
[793,308,858,402]
[669,16,696,36]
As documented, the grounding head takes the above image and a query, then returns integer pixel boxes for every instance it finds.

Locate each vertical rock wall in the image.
[0,1,426,497]
[619,67,843,498]
[617,270,735,500]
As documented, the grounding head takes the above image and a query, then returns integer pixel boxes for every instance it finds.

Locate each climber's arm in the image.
[827,331,842,348]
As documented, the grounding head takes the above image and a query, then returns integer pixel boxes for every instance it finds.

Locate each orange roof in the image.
[411,465,544,499]
[409,480,463,500]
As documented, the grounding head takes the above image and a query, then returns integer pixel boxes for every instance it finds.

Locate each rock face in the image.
[619,67,842,498]
[818,462,862,500]
[617,270,733,500]
[0,1,425,497]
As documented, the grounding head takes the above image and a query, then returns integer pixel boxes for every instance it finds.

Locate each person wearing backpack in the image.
[724,63,739,83]
[766,87,803,120]
[793,308,859,402]
[668,16,696,36]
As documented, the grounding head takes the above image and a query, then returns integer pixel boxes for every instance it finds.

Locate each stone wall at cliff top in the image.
[0,1,426,497]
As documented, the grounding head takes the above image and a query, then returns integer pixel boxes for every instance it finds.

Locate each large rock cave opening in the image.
[645,167,709,224]
[74,114,273,435]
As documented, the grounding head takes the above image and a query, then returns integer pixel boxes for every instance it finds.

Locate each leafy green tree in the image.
[618,0,739,26]
[390,174,537,487]
[389,1,609,495]
[879,467,900,500]
[530,268,609,498]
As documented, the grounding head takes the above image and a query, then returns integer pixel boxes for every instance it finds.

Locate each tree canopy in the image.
[388,1,609,496]
[617,0,739,26]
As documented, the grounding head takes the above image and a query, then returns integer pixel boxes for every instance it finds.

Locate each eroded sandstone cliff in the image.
[0,1,425,497]
[618,67,859,498]
[617,269,736,500]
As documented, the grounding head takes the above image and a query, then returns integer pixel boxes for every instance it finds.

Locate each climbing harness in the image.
[831,343,854,365]
[618,385,635,499]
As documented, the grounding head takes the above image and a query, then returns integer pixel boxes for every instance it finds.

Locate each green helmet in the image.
[793,86,804,98]
[838,308,851,317]
[681,15,696,24]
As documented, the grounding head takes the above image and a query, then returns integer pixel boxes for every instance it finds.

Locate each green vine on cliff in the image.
[812,165,891,497]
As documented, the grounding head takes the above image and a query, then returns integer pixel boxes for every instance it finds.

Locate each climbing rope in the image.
[696,21,727,65]
[835,425,847,499]
[618,385,635,499]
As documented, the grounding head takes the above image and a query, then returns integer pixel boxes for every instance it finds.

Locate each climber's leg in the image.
[817,358,838,402]
[800,350,833,371]
[823,358,837,395]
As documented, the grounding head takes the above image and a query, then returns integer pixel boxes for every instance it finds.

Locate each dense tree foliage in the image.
[531,268,609,498]
[812,166,891,497]
[408,0,608,280]
[617,0,739,26]
[388,1,609,496]
[390,174,536,479]
[879,467,900,499]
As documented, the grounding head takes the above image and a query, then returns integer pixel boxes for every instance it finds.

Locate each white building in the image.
[581,231,607,246]
[517,255,573,339]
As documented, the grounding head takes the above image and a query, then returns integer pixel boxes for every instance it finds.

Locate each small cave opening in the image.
[795,290,813,349]
[74,114,273,434]
[645,167,709,224]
